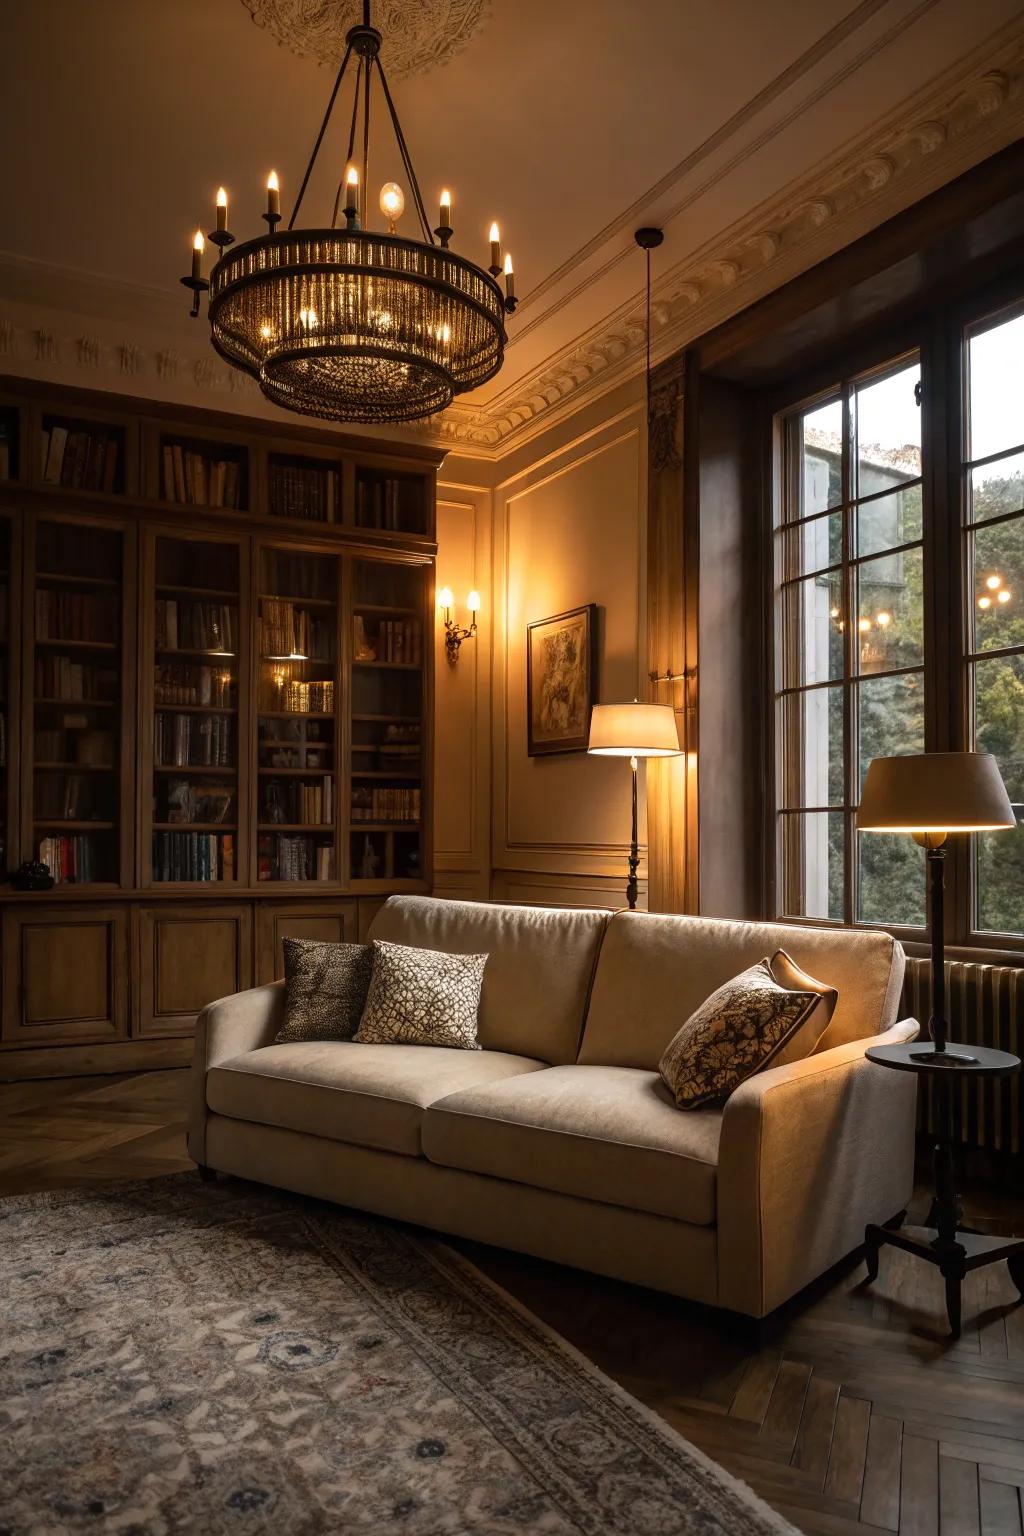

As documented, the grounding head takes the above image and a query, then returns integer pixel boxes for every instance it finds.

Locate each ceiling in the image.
[1,0,1022,454]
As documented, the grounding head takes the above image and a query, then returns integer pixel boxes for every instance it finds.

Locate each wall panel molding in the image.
[433,483,492,899]
[492,409,645,882]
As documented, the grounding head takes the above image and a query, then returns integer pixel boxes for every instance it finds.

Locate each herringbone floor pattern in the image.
[1,1068,1021,1536]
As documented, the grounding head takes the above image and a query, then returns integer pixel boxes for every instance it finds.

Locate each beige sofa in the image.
[188,896,919,1320]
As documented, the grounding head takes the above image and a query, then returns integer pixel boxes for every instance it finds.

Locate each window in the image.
[965,309,1024,936]
[772,297,1024,947]
[776,356,925,928]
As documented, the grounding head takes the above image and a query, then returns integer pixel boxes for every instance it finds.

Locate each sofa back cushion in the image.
[367,896,610,1064]
[578,911,905,1069]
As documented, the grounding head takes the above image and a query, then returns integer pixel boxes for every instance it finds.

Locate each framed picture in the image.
[526,604,598,756]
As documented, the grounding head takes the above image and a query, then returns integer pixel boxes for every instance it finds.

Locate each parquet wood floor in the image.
[1,1068,1022,1536]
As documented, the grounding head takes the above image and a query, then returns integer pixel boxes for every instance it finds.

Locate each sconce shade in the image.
[858,752,1016,834]
[587,703,681,758]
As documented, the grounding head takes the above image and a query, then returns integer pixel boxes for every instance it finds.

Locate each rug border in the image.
[1,1171,800,1536]
[416,1236,800,1536]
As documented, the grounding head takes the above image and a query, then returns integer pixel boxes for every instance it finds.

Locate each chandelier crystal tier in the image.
[180,2,515,425]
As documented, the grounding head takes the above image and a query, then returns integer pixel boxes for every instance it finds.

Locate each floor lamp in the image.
[858,751,1016,1065]
[588,702,681,910]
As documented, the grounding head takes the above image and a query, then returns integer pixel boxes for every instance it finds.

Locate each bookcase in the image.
[0,376,440,1079]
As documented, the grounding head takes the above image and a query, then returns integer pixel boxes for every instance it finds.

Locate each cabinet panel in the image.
[135,904,253,1037]
[2,906,128,1045]
[256,899,358,983]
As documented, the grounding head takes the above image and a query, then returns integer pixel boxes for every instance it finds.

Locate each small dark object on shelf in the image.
[10,859,56,891]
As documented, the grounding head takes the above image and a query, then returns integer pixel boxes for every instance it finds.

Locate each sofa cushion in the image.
[579,912,905,1070]
[422,1064,721,1225]
[368,895,610,1064]
[277,938,372,1044]
[207,1043,546,1157]
[658,956,821,1110]
[354,940,486,1050]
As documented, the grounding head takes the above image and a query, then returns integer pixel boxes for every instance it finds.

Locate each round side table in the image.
[863,1040,1024,1338]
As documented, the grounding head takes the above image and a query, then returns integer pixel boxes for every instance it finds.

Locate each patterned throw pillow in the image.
[658,953,827,1109]
[354,939,487,1050]
[276,938,374,1043]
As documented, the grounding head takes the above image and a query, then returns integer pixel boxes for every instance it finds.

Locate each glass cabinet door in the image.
[0,516,13,873]
[349,559,427,885]
[148,533,243,884]
[256,545,340,883]
[30,515,128,885]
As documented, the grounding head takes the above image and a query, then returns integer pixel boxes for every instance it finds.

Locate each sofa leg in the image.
[196,1163,217,1183]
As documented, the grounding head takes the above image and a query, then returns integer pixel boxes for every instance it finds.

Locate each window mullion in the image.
[842,379,856,927]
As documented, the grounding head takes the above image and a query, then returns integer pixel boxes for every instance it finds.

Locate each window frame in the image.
[764,274,1024,963]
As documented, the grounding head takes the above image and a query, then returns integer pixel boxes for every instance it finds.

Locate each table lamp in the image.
[588,702,681,910]
[858,752,1016,1065]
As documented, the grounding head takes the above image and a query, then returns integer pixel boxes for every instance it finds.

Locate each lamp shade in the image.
[858,752,1016,834]
[587,703,681,758]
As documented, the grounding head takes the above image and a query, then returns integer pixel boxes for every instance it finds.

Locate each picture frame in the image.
[526,603,598,756]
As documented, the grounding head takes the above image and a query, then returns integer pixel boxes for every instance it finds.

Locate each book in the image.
[43,425,68,484]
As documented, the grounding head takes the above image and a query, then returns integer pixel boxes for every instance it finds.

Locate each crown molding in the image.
[0,29,1022,462]
[439,27,1024,455]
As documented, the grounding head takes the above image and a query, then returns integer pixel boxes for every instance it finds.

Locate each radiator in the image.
[900,958,1023,1156]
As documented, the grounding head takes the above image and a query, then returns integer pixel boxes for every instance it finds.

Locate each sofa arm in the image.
[187,981,285,1166]
[717,1017,920,1318]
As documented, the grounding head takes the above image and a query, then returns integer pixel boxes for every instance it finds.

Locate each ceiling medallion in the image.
[181,1,515,425]
[240,0,492,80]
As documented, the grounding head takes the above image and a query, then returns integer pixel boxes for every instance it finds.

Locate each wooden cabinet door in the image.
[2,905,129,1046]
[135,904,253,1037]
[255,899,358,984]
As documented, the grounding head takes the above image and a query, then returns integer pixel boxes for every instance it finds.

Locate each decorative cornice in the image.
[436,30,1024,453]
[0,31,1022,460]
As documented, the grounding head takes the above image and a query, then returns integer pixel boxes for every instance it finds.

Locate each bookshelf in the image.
[30,516,127,885]
[147,532,242,885]
[0,407,18,483]
[40,413,125,494]
[158,433,247,511]
[354,467,427,535]
[268,451,343,524]
[0,375,438,1076]
[257,546,340,882]
[350,560,426,885]
[0,518,10,874]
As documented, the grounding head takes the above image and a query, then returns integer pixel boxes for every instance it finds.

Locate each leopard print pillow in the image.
[658,955,822,1109]
[276,938,374,1043]
[354,939,487,1050]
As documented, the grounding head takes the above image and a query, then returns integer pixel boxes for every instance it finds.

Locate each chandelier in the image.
[180,2,515,425]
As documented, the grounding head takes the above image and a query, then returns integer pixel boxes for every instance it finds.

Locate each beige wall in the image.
[437,378,647,909]
[431,480,492,903]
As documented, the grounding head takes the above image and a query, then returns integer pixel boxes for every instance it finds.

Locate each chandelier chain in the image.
[289,41,353,230]
[374,56,434,244]
[331,51,364,228]
[362,46,371,219]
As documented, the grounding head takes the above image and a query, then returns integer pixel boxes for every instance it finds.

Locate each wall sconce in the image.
[438,586,480,666]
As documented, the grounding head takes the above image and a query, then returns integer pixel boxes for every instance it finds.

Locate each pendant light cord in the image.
[645,244,651,422]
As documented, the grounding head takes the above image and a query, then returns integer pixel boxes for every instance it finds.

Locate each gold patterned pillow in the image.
[658,952,830,1109]
[354,939,487,1050]
[276,938,374,1043]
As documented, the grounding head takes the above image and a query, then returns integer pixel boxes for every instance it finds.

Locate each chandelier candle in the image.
[191,230,204,282]
[437,189,453,248]
[216,187,227,233]
[344,166,360,227]
[179,0,516,423]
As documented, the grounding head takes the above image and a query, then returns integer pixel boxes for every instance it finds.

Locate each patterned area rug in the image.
[0,1175,796,1534]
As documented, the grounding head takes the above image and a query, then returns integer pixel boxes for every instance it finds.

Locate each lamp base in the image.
[909,1046,981,1067]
